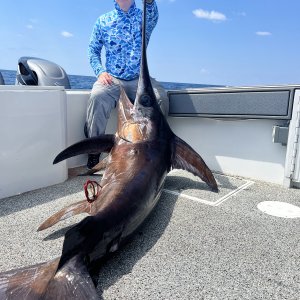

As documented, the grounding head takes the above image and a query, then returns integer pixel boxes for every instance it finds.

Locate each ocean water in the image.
[0,69,218,90]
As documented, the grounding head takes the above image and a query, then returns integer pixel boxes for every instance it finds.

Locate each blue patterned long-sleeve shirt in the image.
[88,0,158,80]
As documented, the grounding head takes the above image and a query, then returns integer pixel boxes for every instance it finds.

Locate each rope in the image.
[84,180,101,203]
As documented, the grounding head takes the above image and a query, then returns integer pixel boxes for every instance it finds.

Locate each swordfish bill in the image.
[0,2,218,299]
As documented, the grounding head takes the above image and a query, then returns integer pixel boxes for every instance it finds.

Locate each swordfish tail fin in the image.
[171,136,218,192]
[0,255,99,299]
[43,254,99,300]
[0,258,59,300]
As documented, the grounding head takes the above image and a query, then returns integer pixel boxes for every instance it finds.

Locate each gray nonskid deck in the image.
[0,171,299,299]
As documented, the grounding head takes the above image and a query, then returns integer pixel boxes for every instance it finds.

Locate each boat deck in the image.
[0,170,299,299]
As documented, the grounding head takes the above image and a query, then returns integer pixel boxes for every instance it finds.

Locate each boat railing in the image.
[1,84,300,200]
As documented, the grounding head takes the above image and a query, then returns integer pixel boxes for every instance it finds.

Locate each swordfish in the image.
[0,1,218,299]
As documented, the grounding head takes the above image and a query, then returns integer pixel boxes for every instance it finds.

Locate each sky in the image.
[0,0,300,86]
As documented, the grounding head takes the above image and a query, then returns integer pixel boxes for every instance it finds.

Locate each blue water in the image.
[0,69,218,90]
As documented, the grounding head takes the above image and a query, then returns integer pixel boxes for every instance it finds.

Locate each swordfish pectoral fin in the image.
[37,200,91,231]
[53,134,115,164]
[171,136,218,192]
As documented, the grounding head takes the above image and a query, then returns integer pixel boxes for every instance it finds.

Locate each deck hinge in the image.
[272,125,289,146]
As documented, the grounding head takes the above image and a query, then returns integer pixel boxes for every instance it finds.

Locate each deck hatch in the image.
[168,87,295,119]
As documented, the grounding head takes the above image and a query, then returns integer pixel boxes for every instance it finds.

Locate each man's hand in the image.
[98,72,113,85]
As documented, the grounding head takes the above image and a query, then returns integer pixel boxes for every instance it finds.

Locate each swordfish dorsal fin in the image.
[171,136,218,192]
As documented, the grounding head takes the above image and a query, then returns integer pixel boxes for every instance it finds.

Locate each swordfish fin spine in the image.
[53,134,115,164]
[37,200,91,232]
[171,136,218,192]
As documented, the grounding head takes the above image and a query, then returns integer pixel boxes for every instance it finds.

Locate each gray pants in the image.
[85,76,169,138]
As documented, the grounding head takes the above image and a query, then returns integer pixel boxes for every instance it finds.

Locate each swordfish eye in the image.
[140,94,152,107]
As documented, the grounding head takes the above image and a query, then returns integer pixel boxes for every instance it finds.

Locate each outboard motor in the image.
[0,71,4,85]
[16,57,71,89]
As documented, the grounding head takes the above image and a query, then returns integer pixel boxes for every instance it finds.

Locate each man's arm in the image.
[88,19,106,78]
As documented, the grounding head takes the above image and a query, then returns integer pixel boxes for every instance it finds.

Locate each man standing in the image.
[85,0,169,169]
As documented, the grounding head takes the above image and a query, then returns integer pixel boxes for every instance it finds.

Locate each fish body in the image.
[0,1,217,299]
